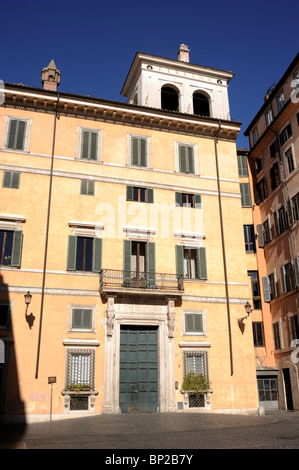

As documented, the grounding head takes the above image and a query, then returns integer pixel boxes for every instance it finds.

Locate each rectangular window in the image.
[276,90,285,112]
[80,129,99,160]
[240,183,251,207]
[80,180,94,196]
[131,137,147,167]
[269,272,278,299]
[285,148,295,175]
[273,322,281,349]
[72,309,93,330]
[176,246,207,281]
[292,193,299,222]
[270,162,280,190]
[183,350,209,383]
[265,107,273,127]
[262,219,271,245]
[237,153,248,177]
[6,118,27,151]
[243,225,255,253]
[255,157,263,174]
[279,123,292,147]
[252,322,264,347]
[248,271,261,309]
[269,139,279,159]
[185,312,204,334]
[252,127,259,145]
[256,178,268,203]
[0,304,11,329]
[2,171,20,189]
[290,315,299,342]
[67,236,102,273]
[277,206,288,234]
[0,229,23,267]
[280,262,295,293]
[176,192,201,208]
[126,186,153,203]
[66,349,95,389]
[178,145,195,174]
[123,240,156,288]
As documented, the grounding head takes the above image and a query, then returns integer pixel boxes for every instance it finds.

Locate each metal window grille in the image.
[183,350,209,382]
[188,394,205,408]
[70,396,89,411]
[65,349,95,389]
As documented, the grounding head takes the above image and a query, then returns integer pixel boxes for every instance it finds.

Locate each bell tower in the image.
[41,60,61,91]
[121,45,234,120]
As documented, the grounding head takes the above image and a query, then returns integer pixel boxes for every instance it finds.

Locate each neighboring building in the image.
[237,148,278,410]
[0,46,259,422]
[244,53,299,411]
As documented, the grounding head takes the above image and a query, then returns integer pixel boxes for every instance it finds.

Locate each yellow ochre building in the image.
[0,45,259,422]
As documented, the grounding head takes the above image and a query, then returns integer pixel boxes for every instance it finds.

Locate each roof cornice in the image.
[2,83,241,141]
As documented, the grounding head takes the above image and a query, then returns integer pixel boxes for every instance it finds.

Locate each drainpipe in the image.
[35,94,60,379]
[214,121,234,376]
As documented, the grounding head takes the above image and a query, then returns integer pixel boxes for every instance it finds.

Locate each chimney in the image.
[41,60,61,91]
[177,44,190,63]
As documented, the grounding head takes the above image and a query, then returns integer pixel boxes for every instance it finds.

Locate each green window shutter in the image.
[11,230,23,267]
[16,121,26,150]
[240,183,251,207]
[81,180,87,194]
[90,132,98,160]
[146,242,156,286]
[81,130,98,160]
[187,146,194,174]
[179,146,186,173]
[197,247,207,280]
[237,154,248,177]
[131,138,139,165]
[126,185,133,201]
[176,245,184,278]
[3,171,20,189]
[140,138,147,167]
[92,238,102,272]
[81,180,94,195]
[123,240,132,286]
[88,181,94,195]
[11,172,20,189]
[185,313,203,333]
[3,171,12,188]
[131,137,147,166]
[67,235,77,271]
[194,194,202,208]
[7,120,26,150]
[72,309,92,329]
[146,188,154,203]
[175,192,182,207]
[7,120,17,149]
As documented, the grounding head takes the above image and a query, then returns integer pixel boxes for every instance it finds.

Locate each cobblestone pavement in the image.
[1,410,299,451]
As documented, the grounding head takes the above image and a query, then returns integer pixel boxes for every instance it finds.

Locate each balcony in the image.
[99,269,184,299]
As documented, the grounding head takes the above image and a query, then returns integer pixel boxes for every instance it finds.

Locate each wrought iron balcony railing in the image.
[100,269,184,293]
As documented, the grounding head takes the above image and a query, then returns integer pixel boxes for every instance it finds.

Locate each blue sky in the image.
[1,0,298,148]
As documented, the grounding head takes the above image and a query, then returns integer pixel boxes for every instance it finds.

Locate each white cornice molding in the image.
[3,86,241,141]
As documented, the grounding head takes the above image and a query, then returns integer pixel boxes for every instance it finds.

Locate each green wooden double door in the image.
[119,326,158,413]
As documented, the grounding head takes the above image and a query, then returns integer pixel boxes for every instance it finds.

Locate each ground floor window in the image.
[182,350,210,409]
[257,376,278,410]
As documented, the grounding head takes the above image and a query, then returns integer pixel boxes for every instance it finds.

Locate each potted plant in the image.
[181,373,212,409]
[182,372,210,393]
[66,383,91,392]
